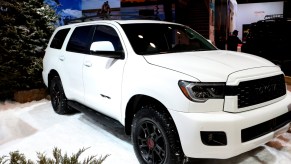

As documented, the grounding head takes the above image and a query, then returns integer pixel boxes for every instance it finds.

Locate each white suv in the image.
[42,20,291,163]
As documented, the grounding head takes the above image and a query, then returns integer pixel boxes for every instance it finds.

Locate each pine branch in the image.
[0,148,109,164]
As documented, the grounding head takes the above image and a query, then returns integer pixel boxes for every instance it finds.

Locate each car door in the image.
[83,24,126,120]
[62,25,93,103]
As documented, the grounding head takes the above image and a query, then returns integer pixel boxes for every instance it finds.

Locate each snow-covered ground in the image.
[0,100,137,163]
[0,99,291,164]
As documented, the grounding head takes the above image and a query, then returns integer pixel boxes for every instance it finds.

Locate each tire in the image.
[49,76,71,114]
[132,105,184,164]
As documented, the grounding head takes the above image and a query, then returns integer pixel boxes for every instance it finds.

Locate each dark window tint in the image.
[66,26,92,53]
[50,28,70,49]
[92,25,123,52]
[121,24,216,55]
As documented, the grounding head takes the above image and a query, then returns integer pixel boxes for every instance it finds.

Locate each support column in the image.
[214,0,228,50]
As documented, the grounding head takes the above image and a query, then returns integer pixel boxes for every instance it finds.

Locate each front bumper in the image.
[169,91,291,159]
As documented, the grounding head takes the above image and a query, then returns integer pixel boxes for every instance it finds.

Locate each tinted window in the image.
[121,24,216,55]
[92,25,123,52]
[66,26,92,53]
[50,28,70,49]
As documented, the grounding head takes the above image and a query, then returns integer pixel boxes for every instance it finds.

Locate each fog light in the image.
[201,131,227,146]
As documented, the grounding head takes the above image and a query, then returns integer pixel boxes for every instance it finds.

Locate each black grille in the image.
[226,74,286,108]
[241,111,291,142]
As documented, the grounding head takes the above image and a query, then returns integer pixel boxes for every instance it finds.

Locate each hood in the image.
[144,50,276,82]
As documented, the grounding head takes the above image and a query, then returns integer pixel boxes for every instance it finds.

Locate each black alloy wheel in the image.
[132,105,184,164]
[137,120,167,163]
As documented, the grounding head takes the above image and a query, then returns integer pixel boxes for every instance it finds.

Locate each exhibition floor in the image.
[0,86,290,163]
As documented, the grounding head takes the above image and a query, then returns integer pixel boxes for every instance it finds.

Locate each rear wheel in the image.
[49,76,71,114]
[132,105,184,164]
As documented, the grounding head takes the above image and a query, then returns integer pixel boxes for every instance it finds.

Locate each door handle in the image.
[84,61,92,67]
[59,55,65,61]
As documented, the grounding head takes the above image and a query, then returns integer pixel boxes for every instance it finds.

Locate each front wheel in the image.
[132,105,184,164]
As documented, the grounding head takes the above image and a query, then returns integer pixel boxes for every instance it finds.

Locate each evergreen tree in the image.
[0,0,58,100]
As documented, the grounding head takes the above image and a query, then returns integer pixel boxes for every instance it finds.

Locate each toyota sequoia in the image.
[42,20,291,164]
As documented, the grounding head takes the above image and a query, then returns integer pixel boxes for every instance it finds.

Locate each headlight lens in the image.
[178,81,225,102]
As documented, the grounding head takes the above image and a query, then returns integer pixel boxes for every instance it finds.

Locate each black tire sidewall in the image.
[132,106,183,164]
[50,76,68,114]
[134,117,170,164]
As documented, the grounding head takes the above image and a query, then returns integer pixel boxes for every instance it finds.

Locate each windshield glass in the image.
[121,23,217,55]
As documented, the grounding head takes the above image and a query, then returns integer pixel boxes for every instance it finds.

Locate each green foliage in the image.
[0,147,109,164]
[0,0,58,100]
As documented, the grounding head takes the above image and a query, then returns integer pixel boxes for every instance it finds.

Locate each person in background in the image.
[227,30,242,51]
[100,1,111,19]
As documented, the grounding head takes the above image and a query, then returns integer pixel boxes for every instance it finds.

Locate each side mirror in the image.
[90,41,115,51]
[90,41,124,59]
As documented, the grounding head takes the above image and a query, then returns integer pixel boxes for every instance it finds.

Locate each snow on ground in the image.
[0,99,291,164]
[0,100,137,163]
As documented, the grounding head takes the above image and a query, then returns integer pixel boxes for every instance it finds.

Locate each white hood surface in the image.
[144,50,276,82]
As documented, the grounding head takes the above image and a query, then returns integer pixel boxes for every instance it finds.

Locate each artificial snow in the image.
[0,99,290,164]
[0,100,137,163]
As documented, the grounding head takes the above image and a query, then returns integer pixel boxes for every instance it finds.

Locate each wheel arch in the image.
[126,94,185,162]
[124,94,180,139]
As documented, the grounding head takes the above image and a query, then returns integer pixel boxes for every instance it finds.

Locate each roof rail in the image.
[264,14,283,20]
[64,14,160,25]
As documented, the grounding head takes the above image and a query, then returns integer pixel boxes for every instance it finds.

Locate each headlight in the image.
[178,81,225,102]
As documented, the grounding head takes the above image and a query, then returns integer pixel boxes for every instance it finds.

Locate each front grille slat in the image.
[227,74,286,109]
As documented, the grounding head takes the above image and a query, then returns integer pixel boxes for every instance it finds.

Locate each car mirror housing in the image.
[90,41,115,51]
[90,41,124,59]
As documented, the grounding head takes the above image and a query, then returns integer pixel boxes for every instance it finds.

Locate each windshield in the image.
[121,23,217,55]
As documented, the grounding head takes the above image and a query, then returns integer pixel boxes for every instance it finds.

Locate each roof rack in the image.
[64,14,160,25]
[264,14,283,20]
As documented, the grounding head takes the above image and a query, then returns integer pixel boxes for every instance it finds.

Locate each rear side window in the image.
[66,26,92,54]
[50,28,70,49]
